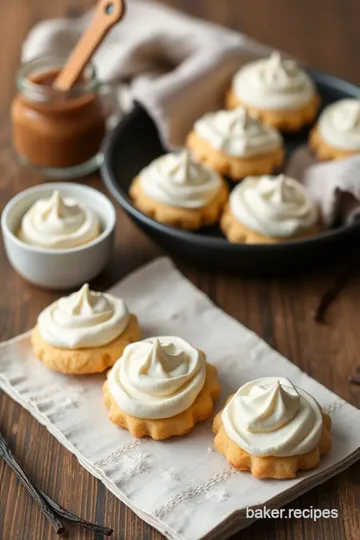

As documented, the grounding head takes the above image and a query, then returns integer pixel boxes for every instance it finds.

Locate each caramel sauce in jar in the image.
[11,58,107,179]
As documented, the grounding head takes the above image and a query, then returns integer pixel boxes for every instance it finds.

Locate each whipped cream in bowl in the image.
[1,182,116,288]
[138,151,222,209]
[229,174,318,238]
[194,107,282,157]
[108,336,206,419]
[19,190,101,250]
[318,99,360,150]
[222,377,323,457]
[38,284,130,349]
[232,52,316,111]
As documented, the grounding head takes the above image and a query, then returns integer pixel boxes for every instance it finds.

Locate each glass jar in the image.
[11,57,107,179]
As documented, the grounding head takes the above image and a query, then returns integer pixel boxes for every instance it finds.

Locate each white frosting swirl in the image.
[194,107,282,157]
[108,336,206,419]
[222,377,323,457]
[233,52,316,110]
[318,99,360,150]
[38,284,130,349]
[139,152,221,209]
[229,174,318,238]
[19,191,101,250]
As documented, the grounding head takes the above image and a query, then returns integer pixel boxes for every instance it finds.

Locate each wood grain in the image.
[1,1,360,539]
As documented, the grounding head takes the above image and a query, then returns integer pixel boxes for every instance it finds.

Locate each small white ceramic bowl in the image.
[1,182,116,289]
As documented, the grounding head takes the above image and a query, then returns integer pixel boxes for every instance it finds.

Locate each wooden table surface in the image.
[1,0,360,539]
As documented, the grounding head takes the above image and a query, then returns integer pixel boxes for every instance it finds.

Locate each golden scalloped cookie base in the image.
[186,131,284,181]
[129,176,229,230]
[309,125,360,161]
[213,396,332,479]
[220,204,321,244]
[103,363,220,440]
[226,88,320,132]
[31,314,141,374]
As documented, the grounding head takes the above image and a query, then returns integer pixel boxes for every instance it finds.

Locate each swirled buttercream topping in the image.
[108,336,206,419]
[19,190,101,249]
[38,284,130,349]
[318,99,360,150]
[222,377,323,457]
[233,52,316,110]
[229,174,318,238]
[194,107,282,157]
[139,152,222,209]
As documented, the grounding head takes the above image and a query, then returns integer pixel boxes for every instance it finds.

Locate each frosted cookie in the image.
[309,99,360,160]
[186,107,284,181]
[129,151,228,230]
[213,377,332,479]
[32,284,140,374]
[103,337,220,440]
[18,190,101,249]
[226,52,320,131]
[221,174,320,244]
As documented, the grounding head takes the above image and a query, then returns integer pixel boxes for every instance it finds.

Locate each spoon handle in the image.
[53,0,126,92]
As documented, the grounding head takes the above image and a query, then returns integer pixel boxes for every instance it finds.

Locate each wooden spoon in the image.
[53,0,126,92]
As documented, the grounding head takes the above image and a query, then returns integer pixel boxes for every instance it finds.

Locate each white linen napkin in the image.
[286,148,360,226]
[1,258,360,540]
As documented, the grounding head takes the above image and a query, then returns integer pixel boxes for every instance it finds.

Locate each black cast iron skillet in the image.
[101,70,360,276]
